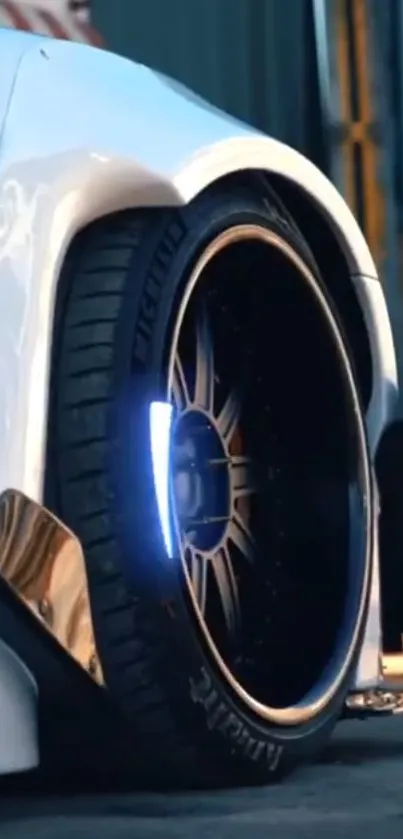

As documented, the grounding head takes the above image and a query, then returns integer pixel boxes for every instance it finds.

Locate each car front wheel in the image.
[46,181,372,788]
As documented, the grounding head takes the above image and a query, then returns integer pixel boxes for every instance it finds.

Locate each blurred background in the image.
[1,0,403,411]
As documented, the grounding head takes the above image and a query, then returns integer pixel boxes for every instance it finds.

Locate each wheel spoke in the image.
[227,511,255,563]
[211,544,241,637]
[172,354,190,413]
[173,294,257,648]
[188,547,208,615]
[194,304,215,412]
[216,389,241,443]
[230,455,255,499]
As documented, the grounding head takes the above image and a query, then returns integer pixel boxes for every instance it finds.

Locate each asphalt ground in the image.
[2,715,403,839]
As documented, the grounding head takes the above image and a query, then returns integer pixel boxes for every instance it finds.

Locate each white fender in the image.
[0,29,397,503]
[0,30,28,137]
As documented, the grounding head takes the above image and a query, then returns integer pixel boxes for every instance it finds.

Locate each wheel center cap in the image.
[172,410,230,553]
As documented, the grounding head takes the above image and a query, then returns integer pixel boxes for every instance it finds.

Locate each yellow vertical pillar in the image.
[336,0,386,270]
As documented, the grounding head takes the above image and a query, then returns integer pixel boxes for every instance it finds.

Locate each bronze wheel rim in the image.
[166,225,371,725]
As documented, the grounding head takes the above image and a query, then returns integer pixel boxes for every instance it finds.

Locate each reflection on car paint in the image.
[0,488,103,684]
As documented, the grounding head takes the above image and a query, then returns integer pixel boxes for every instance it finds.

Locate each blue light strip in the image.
[149,401,174,558]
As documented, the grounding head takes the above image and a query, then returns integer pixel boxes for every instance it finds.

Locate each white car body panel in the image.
[0,30,399,772]
[353,480,382,690]
[0,30,27,134]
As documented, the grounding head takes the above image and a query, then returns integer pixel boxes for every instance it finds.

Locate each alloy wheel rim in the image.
[166,224,371,724]
[171,302,255,643]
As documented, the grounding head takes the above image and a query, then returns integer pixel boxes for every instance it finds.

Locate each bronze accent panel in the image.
[0,489,103,685]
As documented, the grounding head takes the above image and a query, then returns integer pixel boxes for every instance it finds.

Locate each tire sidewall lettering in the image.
[131,200,311,372]
[133,290,162,366]
[190,667,283,772]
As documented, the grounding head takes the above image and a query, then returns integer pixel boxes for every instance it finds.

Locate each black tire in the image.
[46,181,372,788]
[376,422,403,650]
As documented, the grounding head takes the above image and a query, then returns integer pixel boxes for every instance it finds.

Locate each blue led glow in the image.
[150,401,174,557]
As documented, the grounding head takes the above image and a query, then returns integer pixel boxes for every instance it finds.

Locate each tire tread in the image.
[50,213,213,787]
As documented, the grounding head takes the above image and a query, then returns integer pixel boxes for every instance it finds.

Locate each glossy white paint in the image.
[0,30,398,696]
[353,483,382,690]
[0,30,28,139]
[351,278,398,689]
[353,275,398,453]
[0,640,38,774]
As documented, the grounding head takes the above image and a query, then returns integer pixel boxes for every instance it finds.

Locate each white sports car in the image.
[0,27,401,789]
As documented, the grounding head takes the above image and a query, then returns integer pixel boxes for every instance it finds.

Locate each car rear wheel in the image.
[46,181,372,788]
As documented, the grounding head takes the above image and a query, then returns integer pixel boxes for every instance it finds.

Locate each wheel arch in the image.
[58,150,396,454]
[52,149,397,456]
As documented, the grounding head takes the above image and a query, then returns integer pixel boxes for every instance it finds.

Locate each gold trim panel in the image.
[0,489,103,684]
